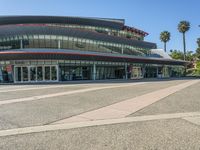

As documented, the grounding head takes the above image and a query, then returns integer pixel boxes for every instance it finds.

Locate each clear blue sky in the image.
[0,0,200,53]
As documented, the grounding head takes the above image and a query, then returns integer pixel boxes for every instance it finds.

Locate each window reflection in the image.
[0,35,148,56]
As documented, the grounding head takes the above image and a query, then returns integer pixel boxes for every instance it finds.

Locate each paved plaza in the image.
[0,78,200,149]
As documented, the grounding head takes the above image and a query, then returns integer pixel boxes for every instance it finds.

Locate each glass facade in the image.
[14,65,58,82]
[0,60,185,83]
[0,34,149,56]
[46,24,145,41]
[0,16,186,83]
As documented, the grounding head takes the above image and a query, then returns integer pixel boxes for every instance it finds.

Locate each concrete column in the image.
[156,66,159,78]
[13,67,16,83]
[125,63,128,80]
[20,40,23,49]
[93,63,96,80]
[142,65,146,78]
[58,40,61,49]
[121,47,124,54]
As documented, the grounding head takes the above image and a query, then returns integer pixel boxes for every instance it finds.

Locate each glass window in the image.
[45,66,50,80]
[22,67,28,81]
[51,66,57,80]
[30,67,36,81]
[37,66,43,81]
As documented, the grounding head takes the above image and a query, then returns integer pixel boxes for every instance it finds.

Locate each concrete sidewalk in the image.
[52,79,200,124]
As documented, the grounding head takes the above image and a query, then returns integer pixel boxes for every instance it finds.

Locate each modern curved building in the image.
[0,16,186,83]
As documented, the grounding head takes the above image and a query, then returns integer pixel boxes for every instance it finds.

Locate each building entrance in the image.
[60,66,92,81]
[14,65,58,83]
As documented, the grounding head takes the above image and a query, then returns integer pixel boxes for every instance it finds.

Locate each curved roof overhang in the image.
[0,49,187,66]
[0,25,156,49]
[0,16,124,30]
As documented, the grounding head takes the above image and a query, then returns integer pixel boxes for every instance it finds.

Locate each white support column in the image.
[13,66,16,83]
[121,47,124,54]
[50,66,52,81]
[20,40,23,49]
[21,67,23,82]
[142,65,146,78]
[28,66,30,82]
[42,66,45,81]
[93,63,96,80]
[125,63,128,80]
[56,65,59,82]
[58,40,61,49]
[156,66,159,78]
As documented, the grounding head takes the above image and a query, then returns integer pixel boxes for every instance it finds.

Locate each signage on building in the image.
[6,65,12,73]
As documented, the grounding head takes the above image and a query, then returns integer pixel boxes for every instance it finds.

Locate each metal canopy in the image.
[0,25,156,49]
[0,16,124,30]
[0,49,187,66]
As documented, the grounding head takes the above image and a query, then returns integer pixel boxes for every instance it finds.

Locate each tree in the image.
[186,51,194,61]
[170,49,194,61]
[169,49,184,60]
[160,31,171,52]
[178,21,190,61]
[197,38,200,47]
[195,61,200,75]
[196,48,200,58]
[196,38,200,59]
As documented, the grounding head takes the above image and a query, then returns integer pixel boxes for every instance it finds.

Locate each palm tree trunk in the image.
[164,42,166,52]
[183,32,186,61]
[183,32,187,76]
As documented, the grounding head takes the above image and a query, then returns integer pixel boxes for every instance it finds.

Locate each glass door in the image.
[15,67,22,82]
[44,66,51,81]
[22,67,28,81]
[51,66,57,81]
[37,66,43,81]
[30,67,36,81]
[14,65,58,83]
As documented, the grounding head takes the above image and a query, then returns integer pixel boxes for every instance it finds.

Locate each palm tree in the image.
[197,38,200,47]
[160,31,171,52]
[178,21,190,60]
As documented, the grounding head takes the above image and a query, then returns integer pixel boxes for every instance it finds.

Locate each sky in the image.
[0,0,200,53]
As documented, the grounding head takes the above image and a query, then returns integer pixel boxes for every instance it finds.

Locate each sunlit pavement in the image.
[0,78,200,150]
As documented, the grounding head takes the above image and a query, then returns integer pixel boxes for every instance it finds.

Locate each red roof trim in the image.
[0,51,184,64]
[123,25,149,36]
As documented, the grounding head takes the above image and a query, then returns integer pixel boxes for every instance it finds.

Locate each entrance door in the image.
[14,65,58,83]
[15,67,22,82]
[82,67,91,80]
[30,67,36,81]
[131,67,143,79]
[22,67,28,81]
[37,66,43,81]
[44,66,51,81]
[51,66,57,81]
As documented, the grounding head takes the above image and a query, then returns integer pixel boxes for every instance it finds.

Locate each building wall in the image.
[0,60,185,83]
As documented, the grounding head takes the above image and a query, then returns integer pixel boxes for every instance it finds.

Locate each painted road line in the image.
[0,82,146,105]
[0,112,200,137]
[0,82,148,93]
[0,85,31,90]
[0,84,85,93]
[52,80,200,124]
[183,116,200,126]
